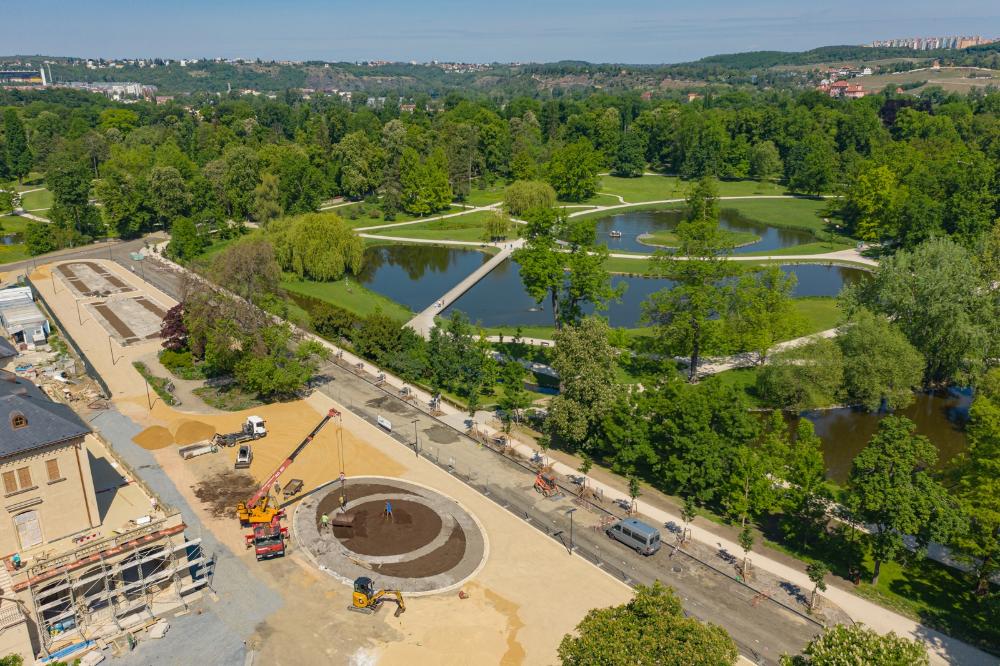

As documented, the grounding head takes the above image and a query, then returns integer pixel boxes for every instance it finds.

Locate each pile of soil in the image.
[377,526,467,578]
[174,420,216,446]
[133,426,173,450]
[193,471,260,517]
[332,500,442,556]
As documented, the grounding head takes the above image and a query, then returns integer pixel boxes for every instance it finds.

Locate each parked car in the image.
[235,444,253,469]
[606,518,661,556]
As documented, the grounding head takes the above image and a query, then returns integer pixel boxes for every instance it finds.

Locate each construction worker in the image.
[321,513,330,532]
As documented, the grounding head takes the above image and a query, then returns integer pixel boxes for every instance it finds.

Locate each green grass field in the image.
[281,278,413,321]
[598,175,794,203]
[367,210,513,242]
[463,187,506,206]
[0,215,30,265]
[793,296,842,334]
[19,188,53,211]
[639,228,759,249]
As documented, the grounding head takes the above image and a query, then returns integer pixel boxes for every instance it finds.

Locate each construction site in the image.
[0,258,638,665]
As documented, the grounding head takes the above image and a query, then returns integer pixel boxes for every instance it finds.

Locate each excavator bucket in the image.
[394,605,405,618]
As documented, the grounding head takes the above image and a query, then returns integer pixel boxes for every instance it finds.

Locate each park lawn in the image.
[367,210,517,243]
[709,367,764,406]
[0,215,30,266]
[350,205,468,229]
[599,175,793,203]
[639,228,760,250]
[464,187,506,206]
[719,197,831,233]
[793,297,842,334]
[19,188,53,211]
[281,277,413,321]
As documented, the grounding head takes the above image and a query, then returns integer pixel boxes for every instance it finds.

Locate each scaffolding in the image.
[23,532,208,656]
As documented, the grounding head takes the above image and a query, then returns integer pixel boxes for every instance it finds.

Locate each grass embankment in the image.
[598,174,794,202]
[132,361,179,406]
[192,385,263,411]
[638,228,759,249]
[281,278,413,321]
[367,210,515,242]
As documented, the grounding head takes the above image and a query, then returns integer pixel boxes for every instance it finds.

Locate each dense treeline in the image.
[4,83,1000,257]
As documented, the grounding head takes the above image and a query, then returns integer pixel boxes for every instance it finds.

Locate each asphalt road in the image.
[311,359,823,665]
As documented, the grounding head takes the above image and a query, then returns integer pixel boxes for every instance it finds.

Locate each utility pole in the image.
[565,508,577,555]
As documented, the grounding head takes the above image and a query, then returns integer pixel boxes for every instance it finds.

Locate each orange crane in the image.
[236,408,341,526]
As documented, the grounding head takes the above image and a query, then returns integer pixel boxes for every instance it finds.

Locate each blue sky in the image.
[7,1,1000,63]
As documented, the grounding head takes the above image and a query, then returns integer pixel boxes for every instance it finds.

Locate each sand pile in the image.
[174,420,216,446]
[133,425,174,450]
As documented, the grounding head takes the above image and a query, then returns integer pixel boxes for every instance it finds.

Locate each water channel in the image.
[799,388,971,484]
[355,245,866,329]
[348,244,966,480]
[594,208,817,254]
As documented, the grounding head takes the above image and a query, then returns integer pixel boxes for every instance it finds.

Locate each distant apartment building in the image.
[869,35,996,50]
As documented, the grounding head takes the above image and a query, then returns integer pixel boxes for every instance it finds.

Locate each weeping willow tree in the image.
[268,212,364,281]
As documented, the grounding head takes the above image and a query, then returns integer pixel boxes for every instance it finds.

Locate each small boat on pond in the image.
[609,230,622,238]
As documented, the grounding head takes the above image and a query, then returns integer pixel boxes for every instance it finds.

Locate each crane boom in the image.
[246,408,340,509]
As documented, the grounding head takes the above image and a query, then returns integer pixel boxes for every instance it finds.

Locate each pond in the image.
[1,233,23,246]
[356,245,489,313]
[593,208,818,254]
[798,388,971,484]
[357,246,866,329]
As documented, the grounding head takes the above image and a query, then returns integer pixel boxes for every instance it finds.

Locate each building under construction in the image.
[0,372,208,663]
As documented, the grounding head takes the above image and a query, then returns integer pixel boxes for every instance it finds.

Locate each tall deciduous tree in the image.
[336,130,384,199]
[546,138,601,202]
[786,132,835,195]
[558,582,738,666]
[725,264,801,363]
[612,127,647,178]
[749,140,782,182]
[843,238,996,385]
[755,339,844,410]
[252,172,283,226]
[837,309,924,411]
[951,368,1000,595]
[781,624,928,666]
[847,416,958,585]
[222,146,261,220]
[548,317,619,451]
[148,166,192,230]
[3,109,32,183]
[643,177,736,380]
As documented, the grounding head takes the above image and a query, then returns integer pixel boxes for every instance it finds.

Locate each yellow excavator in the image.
[350,576,406,617]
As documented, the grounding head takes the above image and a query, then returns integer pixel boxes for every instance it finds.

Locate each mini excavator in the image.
[350,577,406,617]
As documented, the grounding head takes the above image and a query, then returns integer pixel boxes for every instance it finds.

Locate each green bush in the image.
[158,349,204,380]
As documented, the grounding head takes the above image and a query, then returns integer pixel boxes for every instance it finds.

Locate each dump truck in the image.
[213,416,267,447]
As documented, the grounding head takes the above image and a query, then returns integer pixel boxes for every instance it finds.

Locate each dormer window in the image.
[10,412,27,429]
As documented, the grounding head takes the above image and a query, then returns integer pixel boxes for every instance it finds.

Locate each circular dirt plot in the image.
[332,499,442,556]
[293,476,487,595]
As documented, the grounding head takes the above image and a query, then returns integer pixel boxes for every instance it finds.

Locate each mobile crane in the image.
[236,408,340,526]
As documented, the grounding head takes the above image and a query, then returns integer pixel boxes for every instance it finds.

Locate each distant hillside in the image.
[3,41,999,97]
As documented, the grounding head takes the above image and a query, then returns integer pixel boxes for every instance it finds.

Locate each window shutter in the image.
[16,467,32,489]
[2,471,16,494]
[46,459,60,482]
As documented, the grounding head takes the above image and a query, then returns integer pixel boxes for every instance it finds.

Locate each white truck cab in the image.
[246,416,267,437]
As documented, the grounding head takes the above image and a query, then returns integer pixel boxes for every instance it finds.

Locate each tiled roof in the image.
[0,373,91,458]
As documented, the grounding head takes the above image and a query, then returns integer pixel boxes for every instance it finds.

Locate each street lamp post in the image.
[108,335,116,365]
[566,508,577,555]
[411,419,419,458]
[75,299,82,325]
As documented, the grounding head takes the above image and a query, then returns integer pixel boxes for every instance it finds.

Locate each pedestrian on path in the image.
[321,513,330,532]
[384,500,393,521]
